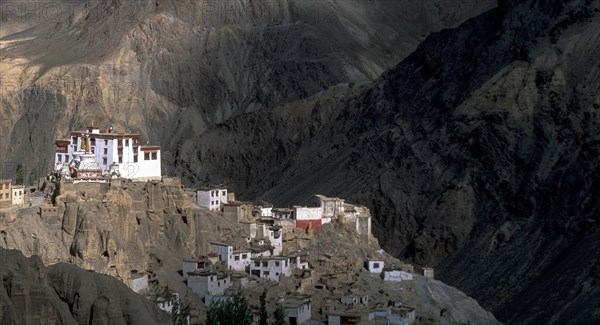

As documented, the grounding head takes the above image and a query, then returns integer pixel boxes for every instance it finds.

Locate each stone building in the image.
[0,179,11,204]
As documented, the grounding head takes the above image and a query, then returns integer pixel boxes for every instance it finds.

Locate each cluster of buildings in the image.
[53,124,162,183]
[173,185,420,324]
[191,186,373,245]
[0,179,25,207]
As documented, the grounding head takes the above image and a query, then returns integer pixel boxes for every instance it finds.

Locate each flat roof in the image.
[251,256,290,261]
[283,297,311,308]
[197,186,228,191]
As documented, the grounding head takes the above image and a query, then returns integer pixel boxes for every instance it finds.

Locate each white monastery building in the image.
[53,125,161,181]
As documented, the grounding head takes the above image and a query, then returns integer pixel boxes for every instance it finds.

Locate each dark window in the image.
[133,155,138,163]
[119,156,123,163]
[275,261,280,267]
[144,152,150,160]
[152,152,157,160]
[103,158,107,165]
[125,139,129,146]
[104,148,108,155]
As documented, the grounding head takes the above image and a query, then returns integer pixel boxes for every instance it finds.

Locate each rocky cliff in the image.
[170,0,600,323]
[0,0,494,174]
[0,247,171,324]
[1,179,501,324]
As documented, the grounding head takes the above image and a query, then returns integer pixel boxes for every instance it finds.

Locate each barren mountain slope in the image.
[0,0,494,174]
[0,247,171,324]
[174,0,600,323]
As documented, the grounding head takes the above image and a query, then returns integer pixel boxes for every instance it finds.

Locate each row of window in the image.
[73,138,140,147]
[253,260,289,267]
[211,190,226,197]
[1,192,20,199]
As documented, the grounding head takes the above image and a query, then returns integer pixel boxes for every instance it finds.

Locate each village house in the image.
[187,271,231,297]
[383,269,414,282]
[293,205,324,230]
[182,258,213,279]
[283,296,312,325]
[272,208,293,220]
[316,194,345,222]
[326,310,376,325]
[422,267,434,279]
[53,125,161,181]
[259,203,273,217]
[11,185,24,206]
[366,259,385,274]
[0,179,11,205]
[129,273,149,293]
[387,306,416,325]
[341,294,369,306]
[223,201,255,221]
[197,186,228,211]
[290,254,310,270]
[250,256,292,282]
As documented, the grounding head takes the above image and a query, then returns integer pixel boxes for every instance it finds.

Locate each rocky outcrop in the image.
[170,0,600,323]
[0,247,171,324]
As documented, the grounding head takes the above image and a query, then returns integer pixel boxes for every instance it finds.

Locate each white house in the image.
[230,250,252,271]
[383,270,414,282]
[260,205,273,217]
[272,208,293,220]
[250,256,292,282]
[366,259,384,274]
[340,294,369,306]
[284,297,312,325]
[187,271,231,297]
[290,254,310,270]
[11,185,24,206]
[266,226,283,256]
[53,125,161,181]
[129,273,149,293]
[197,187,228,211]
[157,292,179,314]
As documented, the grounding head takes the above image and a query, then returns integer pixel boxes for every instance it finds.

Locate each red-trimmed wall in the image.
[296,219,322,230]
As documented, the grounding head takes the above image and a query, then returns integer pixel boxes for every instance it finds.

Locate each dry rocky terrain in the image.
[3,0,600,324]
[1,179,499,324]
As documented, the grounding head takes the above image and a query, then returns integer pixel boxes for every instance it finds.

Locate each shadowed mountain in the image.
[173,0,600,323]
